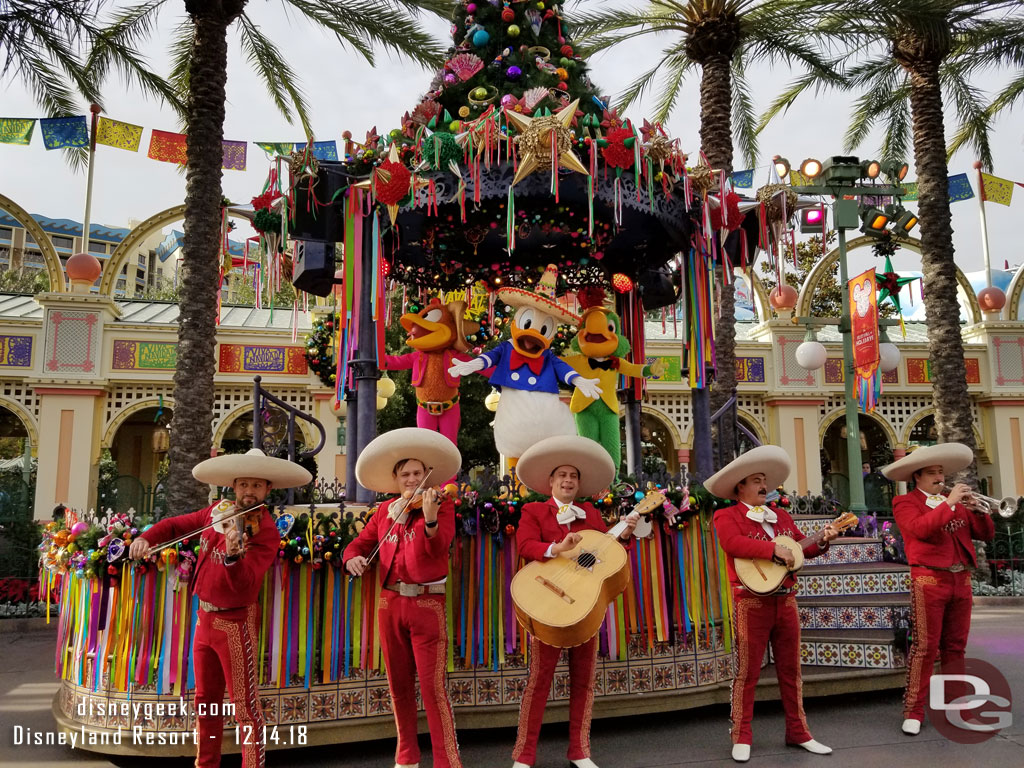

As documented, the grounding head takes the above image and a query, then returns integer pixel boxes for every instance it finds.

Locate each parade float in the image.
[44,0,910,754]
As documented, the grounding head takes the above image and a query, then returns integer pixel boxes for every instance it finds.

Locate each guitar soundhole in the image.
[576,551,597,569]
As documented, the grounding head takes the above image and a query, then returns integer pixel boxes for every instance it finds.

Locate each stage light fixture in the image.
[860,159,882,179]
[799,158,823,179]
[860,206,890,236]
[800,205,826,233]
[773,155,791,179]
[891,209,919,236]
[882,161,910,181]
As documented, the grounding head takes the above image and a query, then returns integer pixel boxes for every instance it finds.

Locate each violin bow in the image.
[365,467,435,566]
[138,502,266,556]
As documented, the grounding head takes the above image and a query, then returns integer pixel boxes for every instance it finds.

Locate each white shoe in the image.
[571,760,600,768]
[732,743,751,762]
[512,763,531,768]
[394,764,419,768]
[794,739,832,755]
[902,718,922,735]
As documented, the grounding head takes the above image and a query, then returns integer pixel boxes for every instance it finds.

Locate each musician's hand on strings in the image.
[773,543,795,568]
[422,487,440,520]
[128,537,153,561]
[822,523,839,543]
[552,531,582,554]
[346,556,369,577]
[225,529,246,558]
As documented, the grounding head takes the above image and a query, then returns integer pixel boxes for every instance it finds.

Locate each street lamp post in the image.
[788,160,907,513]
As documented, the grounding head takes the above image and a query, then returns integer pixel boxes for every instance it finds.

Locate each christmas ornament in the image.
[507,23,520,37]
[448,53,484,82]
[601,126,635,170]
[502,7,514,21]
[506,65,522,81]
[504,99,589,185]
[472,29,490,47]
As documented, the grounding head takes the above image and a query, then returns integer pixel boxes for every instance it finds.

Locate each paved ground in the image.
[2,603,1022,768]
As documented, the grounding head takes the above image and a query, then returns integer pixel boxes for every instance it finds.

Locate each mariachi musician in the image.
[129,448,311,768]
[707,445,836,763]
[342,427,464,768]
[510,435,639,768]
[882,442,994,736]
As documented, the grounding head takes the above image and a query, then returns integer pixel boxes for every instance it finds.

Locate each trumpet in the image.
[940,485,1020,519]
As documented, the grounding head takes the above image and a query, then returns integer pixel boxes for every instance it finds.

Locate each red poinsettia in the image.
[251,190,281,210]
[878,272,901,293]
[374,160,412,206]
[602,127,635,170]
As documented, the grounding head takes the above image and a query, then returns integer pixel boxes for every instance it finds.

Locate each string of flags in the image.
[0,114,343,171]
[729,165,1022,207]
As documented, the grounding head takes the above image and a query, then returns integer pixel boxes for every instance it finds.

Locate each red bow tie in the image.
[508,349,546,375]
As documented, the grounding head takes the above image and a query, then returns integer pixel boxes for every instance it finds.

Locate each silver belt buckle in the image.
[398,582,423,597]
[949,563,967,573]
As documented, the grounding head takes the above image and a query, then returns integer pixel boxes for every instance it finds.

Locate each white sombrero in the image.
[515,435,615,498]
[496,264,580,324]
[704,445,792,500]
[192,448,312,488]
[355,427,462,494]
[881,442,973,482]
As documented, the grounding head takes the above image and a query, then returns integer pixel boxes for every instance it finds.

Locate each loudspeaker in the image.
[292,241,336,297]
[637,265,678,310]
[290,168,345,243]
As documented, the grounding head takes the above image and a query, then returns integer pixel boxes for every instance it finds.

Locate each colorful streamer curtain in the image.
[48,510,730,694]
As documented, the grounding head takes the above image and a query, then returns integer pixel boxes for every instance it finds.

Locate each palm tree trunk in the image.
[167,0,246,514]
[906,63,977,482]
[699,54,737,462]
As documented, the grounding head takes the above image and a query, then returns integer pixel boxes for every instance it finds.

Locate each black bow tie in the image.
[588,357,614,370]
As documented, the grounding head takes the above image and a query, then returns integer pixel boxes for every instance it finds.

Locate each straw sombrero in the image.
[496,264,580,324]
[355,428,462,494]
[515,435,615,498]
[192,448,312,488]
[881,442,973,482]
[704,446,792,500]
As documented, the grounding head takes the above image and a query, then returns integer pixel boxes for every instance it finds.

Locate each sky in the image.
[2,1,1023,287]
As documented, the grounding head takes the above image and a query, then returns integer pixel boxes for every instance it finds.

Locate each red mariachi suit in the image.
[893,489,994,720]
[140,503,278,768]
[342,497,462,768]
[512,498,624,766]
[712,503,828,747]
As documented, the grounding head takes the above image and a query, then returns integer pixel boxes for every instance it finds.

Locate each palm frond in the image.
[982,70,1024,122]
[755,72,823,134]
[651,49,693,123]
[285,0,447,68]
[730,58,757,168]
[237,13,312,136]
[941,67,993,169]
[167,21,193,123]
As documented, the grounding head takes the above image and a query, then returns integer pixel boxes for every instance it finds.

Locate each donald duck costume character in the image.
[448,265,602,469]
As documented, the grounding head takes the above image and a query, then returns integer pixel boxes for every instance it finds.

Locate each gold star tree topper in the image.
[504,99,589,186]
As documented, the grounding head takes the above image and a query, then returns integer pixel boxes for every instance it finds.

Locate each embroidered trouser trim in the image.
[903,568,973,720]
[512,634,599,765]
[377,592,462,768]
[729,592,811,747]
[194,604,265,768]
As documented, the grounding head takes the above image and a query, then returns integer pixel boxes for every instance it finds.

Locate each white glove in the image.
[573,376,603,400]
[448,357,487,378]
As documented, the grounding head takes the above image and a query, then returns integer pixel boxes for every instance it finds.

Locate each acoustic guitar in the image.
[511,491,665,648]
[734,512,859,595]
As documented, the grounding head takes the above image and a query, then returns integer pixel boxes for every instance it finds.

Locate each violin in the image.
[136,501,265,559]
[212,500,264,563]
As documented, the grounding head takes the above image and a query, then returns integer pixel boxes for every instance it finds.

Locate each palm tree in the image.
[760,0,1023,483]
[574,1,839,470]
[87,0,448,514]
